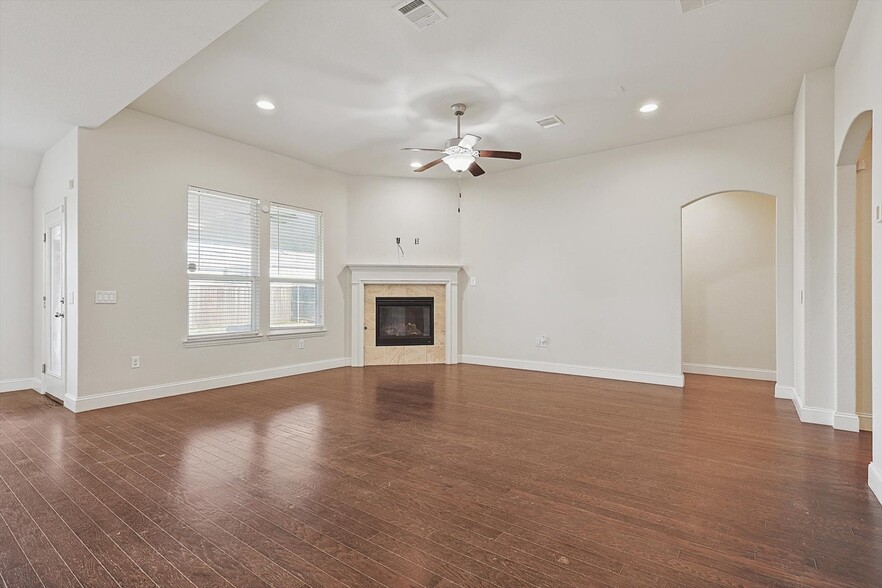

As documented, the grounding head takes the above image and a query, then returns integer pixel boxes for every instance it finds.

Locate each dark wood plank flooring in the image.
[0,366,879,587]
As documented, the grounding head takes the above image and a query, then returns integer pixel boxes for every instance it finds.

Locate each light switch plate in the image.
[95,290,117,304]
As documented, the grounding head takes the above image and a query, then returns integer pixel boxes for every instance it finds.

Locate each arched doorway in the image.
[834,111,873,432]
[681,191,777,382]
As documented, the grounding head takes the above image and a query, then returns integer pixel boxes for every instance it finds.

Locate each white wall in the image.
[346,175,459,265]
[0,182,35,391]
[75,109,349,408]
[32,128,79,405]
[792,68,836,413]
[831,0,882,502]
[460,116,793,387]
[682,192,776,379]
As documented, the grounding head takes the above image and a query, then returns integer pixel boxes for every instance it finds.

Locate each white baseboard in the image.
[782,388,863,433]
[459,355,684,387]
[682,363,776,381]
[67,357,350,412]
[857,412,872,431]
[869,462,882,506]
[774,384,794,399]
[789,388,834,426]
[0,377,41,394]
[833,411,861,432]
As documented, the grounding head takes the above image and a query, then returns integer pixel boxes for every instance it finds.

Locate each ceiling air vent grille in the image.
[395,0,447,30]
[536,115,565,129]
[678,0,721,14]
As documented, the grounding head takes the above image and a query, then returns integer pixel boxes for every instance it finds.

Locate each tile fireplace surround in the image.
[347,265,461,366]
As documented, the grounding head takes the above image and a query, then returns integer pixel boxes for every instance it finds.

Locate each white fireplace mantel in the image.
[347,264,461,366]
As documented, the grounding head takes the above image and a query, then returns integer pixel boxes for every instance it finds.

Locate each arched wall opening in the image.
[680,191,778,383]
[833,111,873,433]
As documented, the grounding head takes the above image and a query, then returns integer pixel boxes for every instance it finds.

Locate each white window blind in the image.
[187,187,259,339]
[269,203,324,331]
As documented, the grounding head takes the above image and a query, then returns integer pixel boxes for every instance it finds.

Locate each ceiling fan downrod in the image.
[451,103,466,139]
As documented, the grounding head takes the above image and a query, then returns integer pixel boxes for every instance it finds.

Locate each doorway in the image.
[42,206,65,403]
[681,191,777,381]
[834,112,874,433]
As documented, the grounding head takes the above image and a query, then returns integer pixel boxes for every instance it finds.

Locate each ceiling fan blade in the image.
[458,134,481,149]
[413,158,445,172]
[478,150,522,160]
[468,161,485,177]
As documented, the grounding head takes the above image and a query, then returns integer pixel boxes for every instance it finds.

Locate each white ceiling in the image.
[130,0,856,179]
[0,0,266,187]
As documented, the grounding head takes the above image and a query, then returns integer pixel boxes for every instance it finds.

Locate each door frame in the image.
[42,204,66,403]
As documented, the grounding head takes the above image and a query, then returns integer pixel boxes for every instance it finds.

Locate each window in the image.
[269,203,324,332]
[187,187,259,340]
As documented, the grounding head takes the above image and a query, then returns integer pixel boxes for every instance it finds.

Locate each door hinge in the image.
[43,232,46,243]
[41,363,46,374]
[42,296,46,309]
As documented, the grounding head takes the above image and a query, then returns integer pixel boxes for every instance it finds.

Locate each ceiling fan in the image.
[402,103,522,176]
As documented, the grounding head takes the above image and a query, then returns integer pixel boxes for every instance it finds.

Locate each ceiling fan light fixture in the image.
[410,161,422,168]
[444,153,474,173]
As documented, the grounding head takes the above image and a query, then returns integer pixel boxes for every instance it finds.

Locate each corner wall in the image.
[460,116,793,387]
[791,68,836,420]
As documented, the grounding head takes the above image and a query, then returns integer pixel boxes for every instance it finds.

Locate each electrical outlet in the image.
[469,276,477,286]
[298,339,305,350]
[414,237,420,245]
[535,336,548,348]
[131,356,140,369]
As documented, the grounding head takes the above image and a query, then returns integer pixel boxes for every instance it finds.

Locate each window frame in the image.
[268,201,325,335]
[185,186,260,344]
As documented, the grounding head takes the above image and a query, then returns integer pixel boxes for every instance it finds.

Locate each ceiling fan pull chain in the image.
[458,172,462,213]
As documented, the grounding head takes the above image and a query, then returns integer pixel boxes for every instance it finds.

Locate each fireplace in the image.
[376,297,434,346]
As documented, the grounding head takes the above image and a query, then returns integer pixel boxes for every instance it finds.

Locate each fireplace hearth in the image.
[376,297,434,346]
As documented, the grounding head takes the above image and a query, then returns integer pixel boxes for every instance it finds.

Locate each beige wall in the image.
[346,176,459,265]
[681,192,777,377]
[856,132,872,427]
[460,116,793,386]
[77,109,348,400]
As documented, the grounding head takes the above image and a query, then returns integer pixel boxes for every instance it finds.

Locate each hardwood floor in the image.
[0,366,879,587]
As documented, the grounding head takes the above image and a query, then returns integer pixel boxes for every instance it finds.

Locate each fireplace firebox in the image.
[376,297,434,346]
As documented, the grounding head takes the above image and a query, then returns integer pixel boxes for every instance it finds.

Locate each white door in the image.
[43,207,65,402]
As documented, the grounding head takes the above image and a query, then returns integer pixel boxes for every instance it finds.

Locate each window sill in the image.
[267,328,327,341]
[184,334,263,348]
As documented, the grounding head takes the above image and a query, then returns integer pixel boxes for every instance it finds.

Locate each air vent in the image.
[678,0,721,14]
[395,0,447,30]
[536,115,565,129]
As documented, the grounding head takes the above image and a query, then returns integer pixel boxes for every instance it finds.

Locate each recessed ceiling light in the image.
[639,102,659,113]
[410,161,422,168]
[256,100,275,111]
